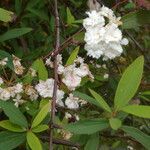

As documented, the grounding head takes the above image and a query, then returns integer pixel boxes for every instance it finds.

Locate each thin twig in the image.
[49,0,60,149]
[42,136,80,148]
[112,0,128,9]
[42,28,83,59]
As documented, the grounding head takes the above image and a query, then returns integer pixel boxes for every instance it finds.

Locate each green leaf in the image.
[122,126,150,149]
[73,91,102,108]
[66,7,75,25]
[122,10,150,29]
[32,124,49,133]
[32,59,48,80]
[31,102,50,128]
[114,56,144,110]
[0,120,25,132]
[0,50,14,69]
[109,118,122,130]
[27,131,42,150]
[27,8,49,21]
[140,91,150,96]
[0,101,28,128]
[89,89,111,113]
[0,131,26,150]
[121,105,150,119]
[0,28,33,42]
[0,8,14,23]
[84,133,99,150]
[65,119,109,134]
[66,46,79,66]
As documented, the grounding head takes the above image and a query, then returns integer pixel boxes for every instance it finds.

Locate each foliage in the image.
[0,0,150,149]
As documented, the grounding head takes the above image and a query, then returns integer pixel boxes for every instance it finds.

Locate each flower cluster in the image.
[46,55,94,91]
[65,93,87,109]
[83,5,129,59]
[0,82,23,101]
[35,78,64,106]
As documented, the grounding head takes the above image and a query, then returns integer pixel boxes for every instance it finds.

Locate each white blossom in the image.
[0,83,23,101]
[24,85,38,101]
[0,57,8,66]
[12,55,25,75]
[65,94,79,109]
[35,78,64,105]
[0,88,11,101]
[83,6,129,59]
[103,73,109,79]
[13,83,23,94]
[13,94,25,107]
[29,68,37,77]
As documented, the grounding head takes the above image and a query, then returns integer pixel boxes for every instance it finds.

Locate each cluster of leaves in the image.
[0,0,150,150]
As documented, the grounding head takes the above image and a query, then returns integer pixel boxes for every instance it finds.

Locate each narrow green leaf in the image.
[122,10,150,29]
[31,102,50,128]
[65,119,109,134]
[0,101,28,128]
[27,8,49,21]
[114,56,144,110]
[66,7,75,25]
[84,133,99,150]
[73,91,102,108]
[27,131,42,150]
[66,46,80,66]
[140,91,150,96]
[122,126,150,149]
[32,59,48,80]
[0,131,26,150]
[109,118,122,130]
[121,105,150,119]
[0,28,32,42]
[89,89,111,112]
[32,124,49,133]
[0,120,25,132]
[0,8,14,23]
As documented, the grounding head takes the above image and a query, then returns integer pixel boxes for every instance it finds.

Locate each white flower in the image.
[103,42,123,59]
[75,64,89,77]
[103,73,109,79]
[56,90,64,107]
[103,23,122,43]
[13,83,23,94]
[83,6,129,59]
[0,88,11,101]
[25,85,38,101]
[46,54,63,68]
[0,77,4,85]
[65,94,79,109]
[100,5,114,19]
[83,11,105,29]
[29,68,37,77]
[84,27,105,45]
[0,57,8,66]
[65,112,72,119]
[35,78,64,104]
[12,55,24,75]
[121,38,129,45]
[58,64,64,74]
[13,94,25,107]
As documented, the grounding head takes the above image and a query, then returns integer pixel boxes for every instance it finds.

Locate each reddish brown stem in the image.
[49,0,60,149]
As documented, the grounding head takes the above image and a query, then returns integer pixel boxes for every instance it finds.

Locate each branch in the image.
[42,28,83,59]
[42,136,80,148]
[49,0,60,149]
